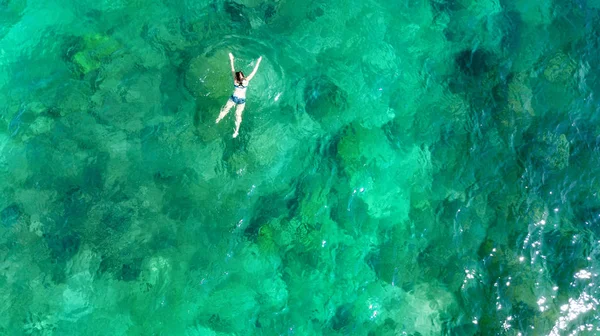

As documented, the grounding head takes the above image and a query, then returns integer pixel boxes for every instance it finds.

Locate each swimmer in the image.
[215,52,262,138]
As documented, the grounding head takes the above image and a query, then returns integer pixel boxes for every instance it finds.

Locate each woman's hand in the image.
[246,56,263,81]
[229,53,236,74]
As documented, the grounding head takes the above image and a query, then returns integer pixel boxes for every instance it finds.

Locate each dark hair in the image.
[235,71,245,84]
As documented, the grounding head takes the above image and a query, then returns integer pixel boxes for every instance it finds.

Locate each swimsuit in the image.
[230,84,247,105]
[230,95,246,104]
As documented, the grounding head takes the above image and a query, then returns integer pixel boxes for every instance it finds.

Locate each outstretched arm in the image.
[246,56,263,81]
[229,53,236,81]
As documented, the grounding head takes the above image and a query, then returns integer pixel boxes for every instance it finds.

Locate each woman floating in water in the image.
[216,52,262,138]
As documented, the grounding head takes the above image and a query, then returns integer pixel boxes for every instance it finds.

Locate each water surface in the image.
[1,0,599,334]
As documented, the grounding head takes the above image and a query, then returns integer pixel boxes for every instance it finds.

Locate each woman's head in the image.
[235,71,245,84]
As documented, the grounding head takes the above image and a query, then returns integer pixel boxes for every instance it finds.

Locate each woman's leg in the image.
[216,99,236,123]
[232,104,246,138]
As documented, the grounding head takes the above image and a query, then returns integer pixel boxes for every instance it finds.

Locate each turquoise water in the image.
[1,0,600,334]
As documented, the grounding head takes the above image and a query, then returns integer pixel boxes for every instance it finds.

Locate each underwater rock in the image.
[1,203,21,227]
[223,1,250,27]
[337,124,395,173]
[144,19,189,52]
[331,303,354,331]
[256,276,288,311]
[52,80,94,117]
[238,242,281,276]
[543,229,591,289]
[361,42,397,83]
[201,285,258,333]
[532,132,570,170]
[456,48,494,77]
[449,47,501,96]
[357,174,410,220]
[0,0,27,41]
[185,52,231,99]
[256,222,278,253]
[337,124,419,219]
[45,232,81,265]
[353,281,453,335]
[247,121,299,170]
[120,259,143,281]
[268,218,295,250]
[497,11,523,52]
[5,106,36,140]
[27,116,55,136]
[507,72,534,117]
[57,186,89,223]
[543,52,576,84]
[185,324,224,336]
[232,0,264,8]
[71,33,121,75]
[140,255,171,290]
[14,188,56,220]
[370,229,420,287]
[429,0,467,12]
[22,312,58,336]
[181,0,212,18]
[491,72,535,141]
[61,249,101,320]
[304,75,348,122]
[192,140,224,181]
[514,0,552,25]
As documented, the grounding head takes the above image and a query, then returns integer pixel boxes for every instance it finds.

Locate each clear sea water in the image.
[1,0,600,334]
